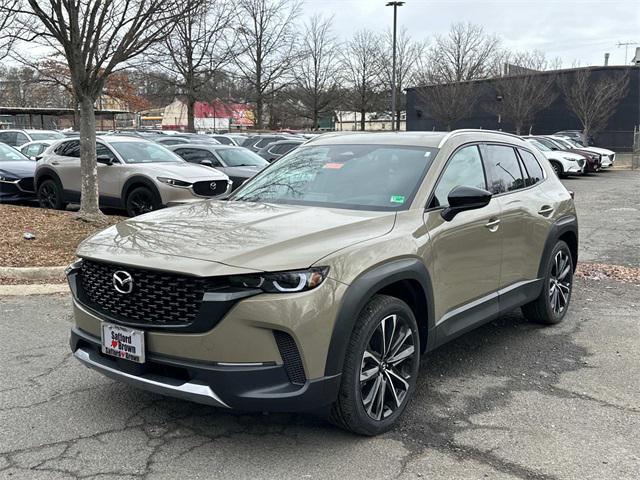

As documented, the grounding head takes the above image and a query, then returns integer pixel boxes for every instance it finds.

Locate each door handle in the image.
[538,205,554,216]
[485,218,500,231]
[51,161,59,165]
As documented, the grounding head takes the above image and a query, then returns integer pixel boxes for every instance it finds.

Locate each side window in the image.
[518,148,544,186]
[431,145,486,208]
[16,133,29,145]
[483,145,525,194]
[203,151,222,166]
[96,144,115,160]
[0,131,17,146]
[55,140,81,157]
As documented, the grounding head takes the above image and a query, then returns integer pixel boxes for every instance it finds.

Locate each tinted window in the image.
[216,148,268,167]
[431,145,486,208]
[175,148,221,166]
[484,145,525,194]
[158,138,188,145]
[518,149,544,186]
[213,136,233,145]
[96,144,116,159]
[55,140,81,157]
[0,132,17,146]
[232,144,438,211]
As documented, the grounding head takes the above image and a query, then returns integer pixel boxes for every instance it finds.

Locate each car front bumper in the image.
[67,263,346,412]
[0,177,36,202]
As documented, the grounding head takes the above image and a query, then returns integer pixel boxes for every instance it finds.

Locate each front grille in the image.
[17,177,34,192]
[273,330,307,385]
[80,260,225,327]
[192,180,228,197]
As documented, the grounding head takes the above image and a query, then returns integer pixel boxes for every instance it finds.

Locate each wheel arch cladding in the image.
[122,176,162,204]
[538,215,579,277]
[34,167,61,190]
[324,258,434,377]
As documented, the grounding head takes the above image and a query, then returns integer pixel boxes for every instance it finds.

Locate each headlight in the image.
[229,267,329,293]
[157,177,192,187]
[0,175,18,182]
[562,156,577,162]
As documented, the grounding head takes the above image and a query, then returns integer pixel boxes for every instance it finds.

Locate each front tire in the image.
[522,240,573,325]
[37,179,67,210]
[550,161,564,178]
[329,295,420,436]
[125,186,161,217]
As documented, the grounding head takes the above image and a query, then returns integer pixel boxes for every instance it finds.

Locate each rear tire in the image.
[37,178,67,210]
[125,186,161,217]
[329,295,420,436]
[522,240,573,325]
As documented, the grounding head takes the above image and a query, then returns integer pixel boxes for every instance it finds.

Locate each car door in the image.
[481,144,548,302]
[52,140,81,194]
[424,144,502,342]
[96,142,123,203]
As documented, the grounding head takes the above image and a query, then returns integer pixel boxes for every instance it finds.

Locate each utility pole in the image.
[617,41,639,64]
[386,1,404,132]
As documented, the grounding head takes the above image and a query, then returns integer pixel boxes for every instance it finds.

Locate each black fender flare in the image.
[323,258,435,377]
[537,214,579,278]
[121,176,162,205]
[34,166,63,191]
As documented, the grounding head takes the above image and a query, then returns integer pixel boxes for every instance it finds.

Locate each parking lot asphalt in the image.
[1,170,639,479]
[562,169,640,267]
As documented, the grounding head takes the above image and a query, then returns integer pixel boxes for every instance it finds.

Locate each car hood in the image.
[135,162,228,181]
[78,200,396,274]
[582,146,614,156]
[220,165,265,178]
[0,160,35,178]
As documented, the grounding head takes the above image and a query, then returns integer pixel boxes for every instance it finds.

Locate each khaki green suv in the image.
[68,130,578,435]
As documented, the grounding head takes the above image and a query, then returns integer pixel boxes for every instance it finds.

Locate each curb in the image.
[0,265,67,280]
[0,283,69,296]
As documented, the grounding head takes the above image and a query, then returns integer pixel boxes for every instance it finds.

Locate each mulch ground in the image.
[0,204,122,268]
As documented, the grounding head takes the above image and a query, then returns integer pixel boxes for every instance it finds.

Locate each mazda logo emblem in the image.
[210,182,217,191]
[113,270,133,294]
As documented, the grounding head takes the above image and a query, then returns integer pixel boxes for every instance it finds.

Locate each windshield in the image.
[109,141,183,164]
[231,144,437,211]
[564,138,583,148]
[29,132,65,141]
[527,139,550,151]
[0,142,29,161]
[217,148,268,167]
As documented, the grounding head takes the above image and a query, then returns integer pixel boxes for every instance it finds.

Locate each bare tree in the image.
[291,14,341,130]
[562,68,630,144]
[341,29,382,131]
[4,1,198,221]
[379,27,425,130]
[0,0,17,60]
[152,0,236,132]
[414,22,500,130]
[490,51,558,135]
[234,0,301,129]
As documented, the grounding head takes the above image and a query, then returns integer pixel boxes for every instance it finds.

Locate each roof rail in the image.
[437,129,523,148]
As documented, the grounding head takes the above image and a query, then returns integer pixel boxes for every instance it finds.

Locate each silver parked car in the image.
[35,136,231,216]
[168,144,268,191]
[0,129,65,148]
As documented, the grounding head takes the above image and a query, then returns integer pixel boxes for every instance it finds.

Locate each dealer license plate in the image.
[101,323,145,363]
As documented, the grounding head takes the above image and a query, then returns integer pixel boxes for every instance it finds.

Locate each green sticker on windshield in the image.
[390,195,405,204]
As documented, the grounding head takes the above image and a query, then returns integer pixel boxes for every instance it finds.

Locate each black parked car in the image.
[242,135,291,152]
[168,144,268,190]
[0,142,36,202]
[257,139,304,162]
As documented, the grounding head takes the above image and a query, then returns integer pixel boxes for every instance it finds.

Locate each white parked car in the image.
[551,136,615,168]
[35,136,231,216]
[0,129,65,148]
[524,137,585,177]
[20,140,58,160]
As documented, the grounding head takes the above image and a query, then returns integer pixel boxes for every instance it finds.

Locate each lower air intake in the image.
[273,330,307,385]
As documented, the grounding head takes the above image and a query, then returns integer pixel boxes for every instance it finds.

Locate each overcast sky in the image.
[303,0,640,67]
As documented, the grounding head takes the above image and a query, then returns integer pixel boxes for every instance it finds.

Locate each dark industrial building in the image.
[406,66,640,151]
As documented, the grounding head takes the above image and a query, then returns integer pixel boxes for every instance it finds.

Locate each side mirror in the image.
[97,155,114,165]
[441,185,492,221]
[200,159,214,167]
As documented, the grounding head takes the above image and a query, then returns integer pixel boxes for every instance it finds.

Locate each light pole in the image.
[386,1,404,132]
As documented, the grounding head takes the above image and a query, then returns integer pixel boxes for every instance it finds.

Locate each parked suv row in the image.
[35,136,231,216]
[68,130,577,435]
